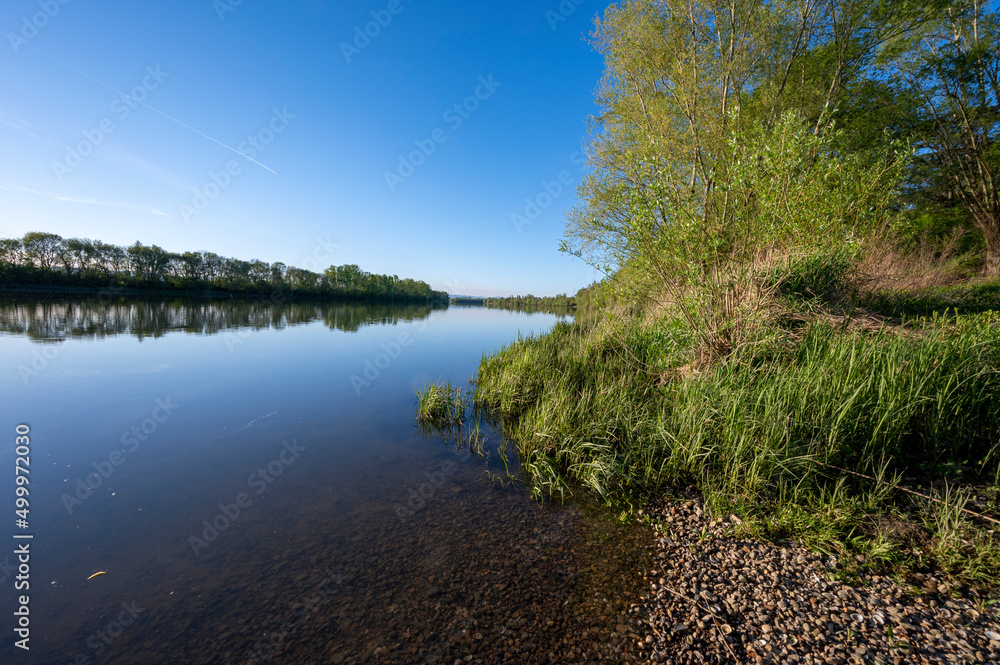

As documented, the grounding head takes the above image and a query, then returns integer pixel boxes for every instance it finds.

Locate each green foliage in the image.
[478,293,575,313]
[885,0,1000,275]
[415,382,468,432]
[769,249,861,304]
[0,232,448,304]
[726,114,908,258]
[565,0,917,285]
[563,0,1000,367]
[469,307,1000,586]
[570,19,908,357]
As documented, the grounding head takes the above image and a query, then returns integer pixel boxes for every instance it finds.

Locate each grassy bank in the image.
[419,272,1000,593]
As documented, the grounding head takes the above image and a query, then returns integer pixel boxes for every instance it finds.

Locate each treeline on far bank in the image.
[0,232,449,304]
[452,293,578,313]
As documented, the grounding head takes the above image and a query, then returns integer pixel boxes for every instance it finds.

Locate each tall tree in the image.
[563,0,915,355]
[22,232,63,270]
[889,0,1000,276]
[0,238,24,267]
[572,1,909,268]
[127,242,171,281]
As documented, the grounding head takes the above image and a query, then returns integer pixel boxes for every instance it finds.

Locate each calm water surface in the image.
[0,298,649,665]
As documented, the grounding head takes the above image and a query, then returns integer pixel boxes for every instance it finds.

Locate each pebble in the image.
[633,489,1000,665]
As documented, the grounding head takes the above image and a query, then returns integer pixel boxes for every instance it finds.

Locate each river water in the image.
[0,298,650,665]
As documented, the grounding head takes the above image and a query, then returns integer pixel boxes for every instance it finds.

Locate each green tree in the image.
[22,232,63,270]
[63,238,97,277]
[179,252,205,281]
[92,241,128,276]
[563,0,914,356]
[0,238,24,267]
[127,242,171,281]
[888,0,1000,276]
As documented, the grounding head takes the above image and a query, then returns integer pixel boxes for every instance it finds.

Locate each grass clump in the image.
[415,381,467,432]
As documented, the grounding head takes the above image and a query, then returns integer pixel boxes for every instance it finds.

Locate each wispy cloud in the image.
[31,46,278,175]
[0,182,172,218]
[0,110,53,146]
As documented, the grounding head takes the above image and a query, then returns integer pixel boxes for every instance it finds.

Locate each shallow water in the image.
[0,298,650,664]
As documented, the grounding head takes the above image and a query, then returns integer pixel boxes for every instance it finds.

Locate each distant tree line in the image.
[481,293,576,312]
[0,232,449,304]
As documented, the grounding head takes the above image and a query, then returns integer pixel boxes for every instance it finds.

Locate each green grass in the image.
[420,300,1000,592]
[415,381,467,432]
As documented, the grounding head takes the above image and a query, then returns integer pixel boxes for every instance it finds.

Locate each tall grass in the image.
[454,306,1000,586]
[415,381,467,432]
[474,311,1000,500]
[414,256,1000,586]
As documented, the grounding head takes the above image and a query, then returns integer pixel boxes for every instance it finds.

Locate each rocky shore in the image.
[631,492,1000,664]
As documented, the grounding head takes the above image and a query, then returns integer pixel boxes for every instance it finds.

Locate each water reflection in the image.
[0,297,443,341]
[0,298,649,665]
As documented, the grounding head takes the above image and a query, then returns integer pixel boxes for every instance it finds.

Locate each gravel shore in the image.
[632,492,1000,665]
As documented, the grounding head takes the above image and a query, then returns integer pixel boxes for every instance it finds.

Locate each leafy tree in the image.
[100,242,129,276]
[563,0,911,356]
[179,252,205,281]
[127,242,171,281]
[247,260,271,288]
[269,262,287,288]
[22,232,63,270]
[888,0,1000,275]
[0,238,24,267]
[62,238,97,277]
[201,252,225,284]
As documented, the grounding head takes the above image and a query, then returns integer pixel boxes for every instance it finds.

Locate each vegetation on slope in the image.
[424,264,1000,591]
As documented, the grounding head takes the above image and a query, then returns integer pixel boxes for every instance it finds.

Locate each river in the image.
[0,297,650,664]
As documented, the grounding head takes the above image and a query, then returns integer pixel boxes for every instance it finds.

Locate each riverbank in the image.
[417,268,1000,610]
[635,491,1000,664]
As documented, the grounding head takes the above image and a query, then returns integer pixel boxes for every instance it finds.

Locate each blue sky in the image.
[0,0,609,297]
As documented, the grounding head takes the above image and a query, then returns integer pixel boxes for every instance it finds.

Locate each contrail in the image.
[29,46,278,175]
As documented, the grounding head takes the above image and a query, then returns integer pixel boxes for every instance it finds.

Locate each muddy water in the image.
[0,298,650,664]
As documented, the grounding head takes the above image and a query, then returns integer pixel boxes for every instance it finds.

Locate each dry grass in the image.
[859,229,970,294]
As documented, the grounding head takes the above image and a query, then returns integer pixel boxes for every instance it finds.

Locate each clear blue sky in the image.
[0,0,610,297]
